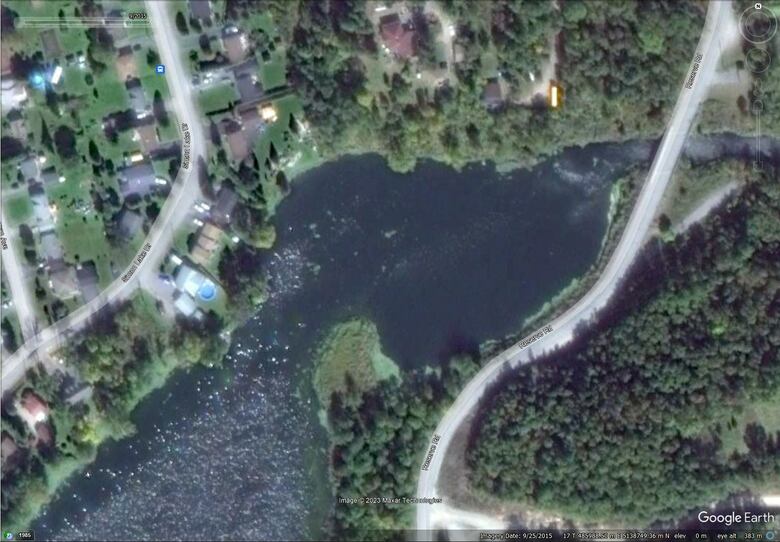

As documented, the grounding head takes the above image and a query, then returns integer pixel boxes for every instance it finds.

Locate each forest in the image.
[326,354,479,540]
[466,159,780,524]
[279,0,721,171]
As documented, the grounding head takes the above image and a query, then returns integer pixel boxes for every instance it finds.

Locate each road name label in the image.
[181,122,191,170]
[0,223,7,250]
[121,242,152,282]
[685,53,703,89]
[518,324,553,350]
[421,434,441,471]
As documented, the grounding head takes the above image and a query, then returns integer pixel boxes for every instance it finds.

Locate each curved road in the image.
[415,1,731,535]
[1,2,205,394]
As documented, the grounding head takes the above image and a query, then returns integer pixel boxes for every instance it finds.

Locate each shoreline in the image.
[3,135,761,533]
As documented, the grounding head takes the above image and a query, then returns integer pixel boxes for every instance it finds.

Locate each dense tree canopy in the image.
[284,0,718,171]
[467,161,780,524]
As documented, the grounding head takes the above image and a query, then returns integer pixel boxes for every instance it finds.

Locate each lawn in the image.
[662,159,744,228]
[157,112,181,142]
[717,390,780,456]
[198,81,239,114]
[44,162,114,285]
[137,46,172,99]
[3,191,33,225]
[259,56,287,90]
[60,66,92,96]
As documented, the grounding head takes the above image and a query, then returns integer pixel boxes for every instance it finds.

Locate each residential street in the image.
[1,2,205,394]
[0,211,38,341]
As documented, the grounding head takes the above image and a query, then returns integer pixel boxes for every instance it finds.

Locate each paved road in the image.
[415,1,730,536]
[0,211,38,341]
[1,3,205,394]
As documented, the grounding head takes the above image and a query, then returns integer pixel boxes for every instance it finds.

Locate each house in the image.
[237,104,265,135]
[190,222,222,266]
[211,186,238,226]
[34,422,54,449]
[232,59,264,104]
[189,0,213,21]
[1,42,12,77]
[222,28,249,64]
[116,207,144,240]
[174,264,210,298]
[40,230,64,265]
[379,13,416,59]
[1,432,20,473]
[482,78,504,109]
[29,188,55,233]
[125,78,149,118]
[18,155,39,183]
[223,119,250,162]
[118,162,157,198]
[76,261,100,302]
[102,110,137,137]
[115,46,138,81]
[105,8,128,42]
[7,110,27,140]
[18,390,49,430]
[41,168,61,186]
[234,72,264,105]
[48,261,80,299]
[1,77,28,110]
[173,291,200,317]
[134,120,159,153]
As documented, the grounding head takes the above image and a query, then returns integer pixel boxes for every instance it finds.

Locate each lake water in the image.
[32,145,652,540]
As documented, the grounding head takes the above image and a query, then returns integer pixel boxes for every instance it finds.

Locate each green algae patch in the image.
[313,319,399,408]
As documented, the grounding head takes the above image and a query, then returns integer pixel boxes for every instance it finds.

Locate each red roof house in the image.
[379,14,416,59]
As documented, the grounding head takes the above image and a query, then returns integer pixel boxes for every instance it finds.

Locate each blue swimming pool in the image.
[198,282,216,301]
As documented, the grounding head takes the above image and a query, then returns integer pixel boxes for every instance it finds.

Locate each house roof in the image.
[222,33,248,65]
[76,261,100,302]
[30,191,55,233]
[189,0,212,20]
[19,156,39,182]
[40,230,64,264]
[175,264,207,298]
[212,187,238,225]
[135,122,159,152]
[49,263,79,298]
[379,13,416,58]
[115,46,137,81]
[482,78,503,107]
[41,168,59,185]
[190,245,211,267]
[1,432,19,470]
[235,73,264,104]
[225,128,250,162]
[195,223,222,256]
[34,422,54,448]
[118,162,156,197]
[20,391,49,423]
[117,207,144,239]
[125,78,148,114]
[0,43,12,77]
[174,291,199,316]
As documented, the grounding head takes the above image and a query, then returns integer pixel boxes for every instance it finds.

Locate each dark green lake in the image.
[32,144,652,540]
